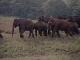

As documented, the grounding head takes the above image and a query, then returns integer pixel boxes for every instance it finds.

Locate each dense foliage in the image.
[0,0,80,19]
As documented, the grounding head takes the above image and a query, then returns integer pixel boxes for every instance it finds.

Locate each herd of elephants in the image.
[0,15,80,38]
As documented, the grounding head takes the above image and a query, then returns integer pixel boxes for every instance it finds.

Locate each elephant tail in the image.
[12,24,14,37]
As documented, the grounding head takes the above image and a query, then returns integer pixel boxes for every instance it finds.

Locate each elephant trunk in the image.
[12,24,14,37]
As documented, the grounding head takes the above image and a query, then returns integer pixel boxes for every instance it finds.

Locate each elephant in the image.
[70,22,79,35]
[63,15,80,28]
[38,15,53,35]
[56,15,80,27]
[64,16,80,34]
[33,21,47,36]
[47,18,73,37]
[56,15,79,35]
[12,18,34,38]
[73,16,80,27]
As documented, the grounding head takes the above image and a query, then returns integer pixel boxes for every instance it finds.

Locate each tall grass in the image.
[0,16,80,60]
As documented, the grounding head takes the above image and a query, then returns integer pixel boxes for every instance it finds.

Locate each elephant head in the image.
[47,19,56,30]
[0,34,3,38]
[13,19,21,28]
[12,19,21,37]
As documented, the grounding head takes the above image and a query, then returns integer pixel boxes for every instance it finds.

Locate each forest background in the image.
[0,0,80,19]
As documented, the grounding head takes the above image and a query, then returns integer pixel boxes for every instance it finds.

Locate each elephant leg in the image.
[0,34,3,38]
[48,30,51,35]
[35,29,37,36]
[20,35,24,38]
[19,28,25,38]
[29,31,31,37]
[32,32,34,38]
[74,28,79,35]
[52,26,57,37]
[65,30,69,37]
[66,30,73,37]
[65,31,68,37]
[71,30,75,35]
[31,28,34,38]
[70,28,75,35]
[56,30,60,37]
[38,30,42,36]
[52,30,55,37]
[68,32,73,36]
[29,30,34,38]
[44,30,47,36]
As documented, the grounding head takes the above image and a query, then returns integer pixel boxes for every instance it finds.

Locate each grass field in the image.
[0,16,80,60]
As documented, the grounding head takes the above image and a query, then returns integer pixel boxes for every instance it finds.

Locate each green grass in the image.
[0,16,80,60]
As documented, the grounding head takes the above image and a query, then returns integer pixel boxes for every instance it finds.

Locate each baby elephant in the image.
[34,21,47,36]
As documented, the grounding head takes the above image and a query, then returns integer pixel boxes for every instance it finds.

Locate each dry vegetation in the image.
[0,16,80,60]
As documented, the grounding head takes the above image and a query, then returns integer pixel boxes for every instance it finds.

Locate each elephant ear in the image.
[15,19,20,25]
[49,19,56,26]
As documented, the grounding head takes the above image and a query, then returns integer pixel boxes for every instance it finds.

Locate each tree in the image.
[42,0,70,17]
[0,0,79,19]
[73,0,80,15]
[68,0,78,15]
[0,0,12,15]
